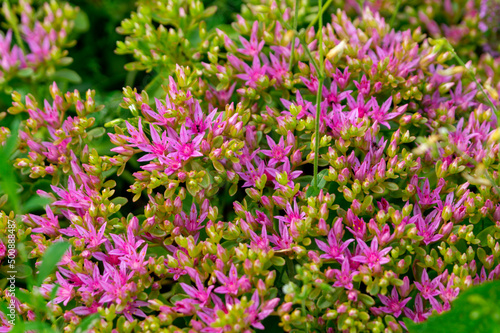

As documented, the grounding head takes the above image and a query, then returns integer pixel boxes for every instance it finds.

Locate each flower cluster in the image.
[0,0,79,92]
[2,0,500,332]
[115,0,218,73]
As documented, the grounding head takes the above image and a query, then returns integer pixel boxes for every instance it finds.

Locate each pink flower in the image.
[180,271,214,306]
[119,118,149,147]
[368,96,407,129]
[403,294,432,323]
[76,262,105,299]
[347,93,373,118]
[99,262,135,304]
[50,176,93,212]
[238,159,267,188]
[346,209,367,239]
[315,227,354,262]
[267,159,302,191]
[412,176,444,208]
[269,220,294,250]
[236,57,268,89]
[52,272,75,306]
[244,291,280,330]
[0,240,5,259]
[378,287,412,318]
[410,205,443,245]
[26,205,60,237]
[166,125,204,161]
[261,134,293,167]
[73,214,107,250]
[174,202,208,240]
[136,123,169,163]
[185,103,217,135]
[280,90,315,119]
[214,264,251,296]
[351,237,392,269]
[415,269,441,300]
[237,21,265,57]
[331,259,358,290]
[275,200,306,225]
[267,53,289,85]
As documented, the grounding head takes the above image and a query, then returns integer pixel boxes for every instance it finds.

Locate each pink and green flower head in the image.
[351,237,392,269]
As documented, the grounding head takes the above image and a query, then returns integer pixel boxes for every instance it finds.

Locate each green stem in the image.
[286,256,296,283]
[318,0,324,74]
[306,0,333,29]
[313,0,324,191]
[4,0,26,54]
[302,298,308,332]
[445,41,499,126]
[277,0,328,194]
[449,141,500,195]
[274,5,322,78]
[298,34,322,77]
[313,81,324,190]
[288,0,299,71]
[125,70,138,88]
[389,0,401,29]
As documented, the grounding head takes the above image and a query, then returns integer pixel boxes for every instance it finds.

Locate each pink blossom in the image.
[415,269,441,300]
[166,125,204,161]
[378,287,412,318]
[214,264,251,296]
[315,227,354,262]
[331,259,358,290]
[351,237,392,268]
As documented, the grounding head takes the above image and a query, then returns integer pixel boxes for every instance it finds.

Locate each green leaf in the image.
[111,197,128,206]
[0,264,33,279]
[200,172,211,188]
[476,226,495,246]
[385,182,399,191]
[358,293,375,306]
[221,241,238,250]
[74,11,90,33]
[14,288,37,306]
[306,169,329,198]
[306,186,320,198]
[406,281,500,333]
[17,68,34,78]
[170,294,190,304]
[87,127,106,140]
[317,295,333,309]
[202,6,217,18]
[51,69,82,84]
[0,118,21,212]
[214,24,239,40]
[228,183,238,196]
[75,313,100,333]
[36,242,70,286]
[21,196,51,214]
[316,169,329,189]
[270,256,286,266]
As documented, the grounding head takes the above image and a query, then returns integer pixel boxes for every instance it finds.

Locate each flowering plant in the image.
[2,0,500,332]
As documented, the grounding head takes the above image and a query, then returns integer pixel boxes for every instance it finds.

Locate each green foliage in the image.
[406,281,500,333]
[36,241,70,286]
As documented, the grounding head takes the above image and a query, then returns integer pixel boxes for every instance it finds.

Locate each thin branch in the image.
[288,0,300,71]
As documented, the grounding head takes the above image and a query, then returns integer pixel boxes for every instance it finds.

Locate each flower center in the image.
[181,144,193,156]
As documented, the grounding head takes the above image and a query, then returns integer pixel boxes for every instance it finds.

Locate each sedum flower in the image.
[214,264,251,296]
[378,287,412,318]
[331,258,358,290]
[351,237,392,269]
[315,226,355,262]
[415,269,441,300]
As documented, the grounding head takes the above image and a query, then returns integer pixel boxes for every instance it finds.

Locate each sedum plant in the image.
[0,0,82,94]
[1,0,500,332]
